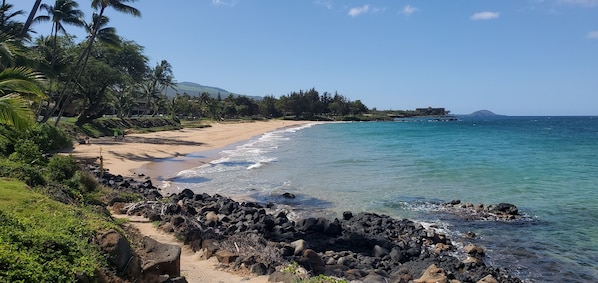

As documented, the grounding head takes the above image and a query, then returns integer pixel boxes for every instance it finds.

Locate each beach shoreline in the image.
[67,120,312,283]
[68,120,312,179]
[74,119,526,283]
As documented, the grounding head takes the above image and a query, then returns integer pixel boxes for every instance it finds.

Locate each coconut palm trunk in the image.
[18,0,42,39]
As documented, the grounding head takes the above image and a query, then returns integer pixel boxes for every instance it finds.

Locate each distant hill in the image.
[468,110,504,117]
[164,82,262,100]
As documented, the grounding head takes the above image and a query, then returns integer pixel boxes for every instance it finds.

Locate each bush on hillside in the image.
[0,125,21,157]
[0,159,45,187]
[0,181,110,282]
[47,154,79,183]
[8,139,47,166]
[69,170,99,194]
[27,123,72,152]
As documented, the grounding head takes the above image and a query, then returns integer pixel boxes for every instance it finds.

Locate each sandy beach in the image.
[68,119,311,283]
[69,120,310,178]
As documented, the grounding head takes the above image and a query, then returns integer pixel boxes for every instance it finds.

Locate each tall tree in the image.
[52,13,122,121]
[49,0,140,125]
[143,60,175,115]
[72,39,146,125]
[84,13,121,48]
[37,0,85,66]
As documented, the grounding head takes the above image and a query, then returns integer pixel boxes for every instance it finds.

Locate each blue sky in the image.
[13,0,598,115]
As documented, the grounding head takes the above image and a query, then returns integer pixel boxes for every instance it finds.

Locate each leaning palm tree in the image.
[84,13,121,48]
[51,13,122,122]
[49,0,140,125]
[19,0,42,39]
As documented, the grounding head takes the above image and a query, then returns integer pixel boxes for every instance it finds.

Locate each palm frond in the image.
[0,67,46,99]
[0,94,34,130]
[109,0,141,17]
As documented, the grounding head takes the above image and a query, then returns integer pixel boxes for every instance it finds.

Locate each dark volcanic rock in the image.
[442,200,522,221]
[96,229,134,273]
[140,236,181,278]
[93,165,523,282]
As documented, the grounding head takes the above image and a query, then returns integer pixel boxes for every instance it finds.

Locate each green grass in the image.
[0,179,117,282]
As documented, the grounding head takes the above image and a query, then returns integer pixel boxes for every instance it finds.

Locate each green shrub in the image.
[47,154,79,183]
[27,123,72,152]
[0,125,19,157]
[0,159,46,187]
[8,139,46,166]
[70,170,99,193]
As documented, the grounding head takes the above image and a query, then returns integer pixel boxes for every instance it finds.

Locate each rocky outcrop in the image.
[442,200,521,221]
[139,236,181,278]
[94,225,184,282]
[120,191,521,282]
[95,229,138,276]
[91,168,522,282]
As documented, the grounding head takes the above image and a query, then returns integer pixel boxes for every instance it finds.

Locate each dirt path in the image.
[116,215,269,283]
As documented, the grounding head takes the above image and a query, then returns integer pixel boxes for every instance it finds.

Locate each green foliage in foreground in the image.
[281,262,348,283]
[0,159,45,187]
[0,179,116,282]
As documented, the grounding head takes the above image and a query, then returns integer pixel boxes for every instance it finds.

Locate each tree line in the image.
[167,88,368,121]
[0,0,370,132]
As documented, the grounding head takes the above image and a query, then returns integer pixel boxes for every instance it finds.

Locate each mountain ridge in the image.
[164,82,262,100]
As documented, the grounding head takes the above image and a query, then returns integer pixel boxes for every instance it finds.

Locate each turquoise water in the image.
[167,116,598,282]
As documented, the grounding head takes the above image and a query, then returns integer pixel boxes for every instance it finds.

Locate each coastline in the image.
[68,120,312,179]
[74,119,525,283]
[67,120,311,283]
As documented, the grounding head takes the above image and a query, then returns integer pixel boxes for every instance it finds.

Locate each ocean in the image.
[163,116,598,282]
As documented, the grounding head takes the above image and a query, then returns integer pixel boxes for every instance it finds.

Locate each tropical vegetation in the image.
[1,0,374,130]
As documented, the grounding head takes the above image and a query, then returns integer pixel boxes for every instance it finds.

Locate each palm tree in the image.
[0,66,45,130]
[84,13,120,47]
[49,0,140,125]
[143,60,175,115]
[0,1,25,38]
[51,13,121,122]
[83,0,139,72]
[0,32,45,130]
[37,0,85,66]
[111,83,138,118]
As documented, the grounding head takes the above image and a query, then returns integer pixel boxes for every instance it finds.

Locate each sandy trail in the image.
[115,215,269,283]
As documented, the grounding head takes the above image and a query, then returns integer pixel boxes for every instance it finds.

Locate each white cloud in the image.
[559,0,598,7]
[470,11,500,20]
[315,0,333,10]
[212,0,237,6]
[348,5,369,17]
[400,5,418,16]
[587,30,598,39]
